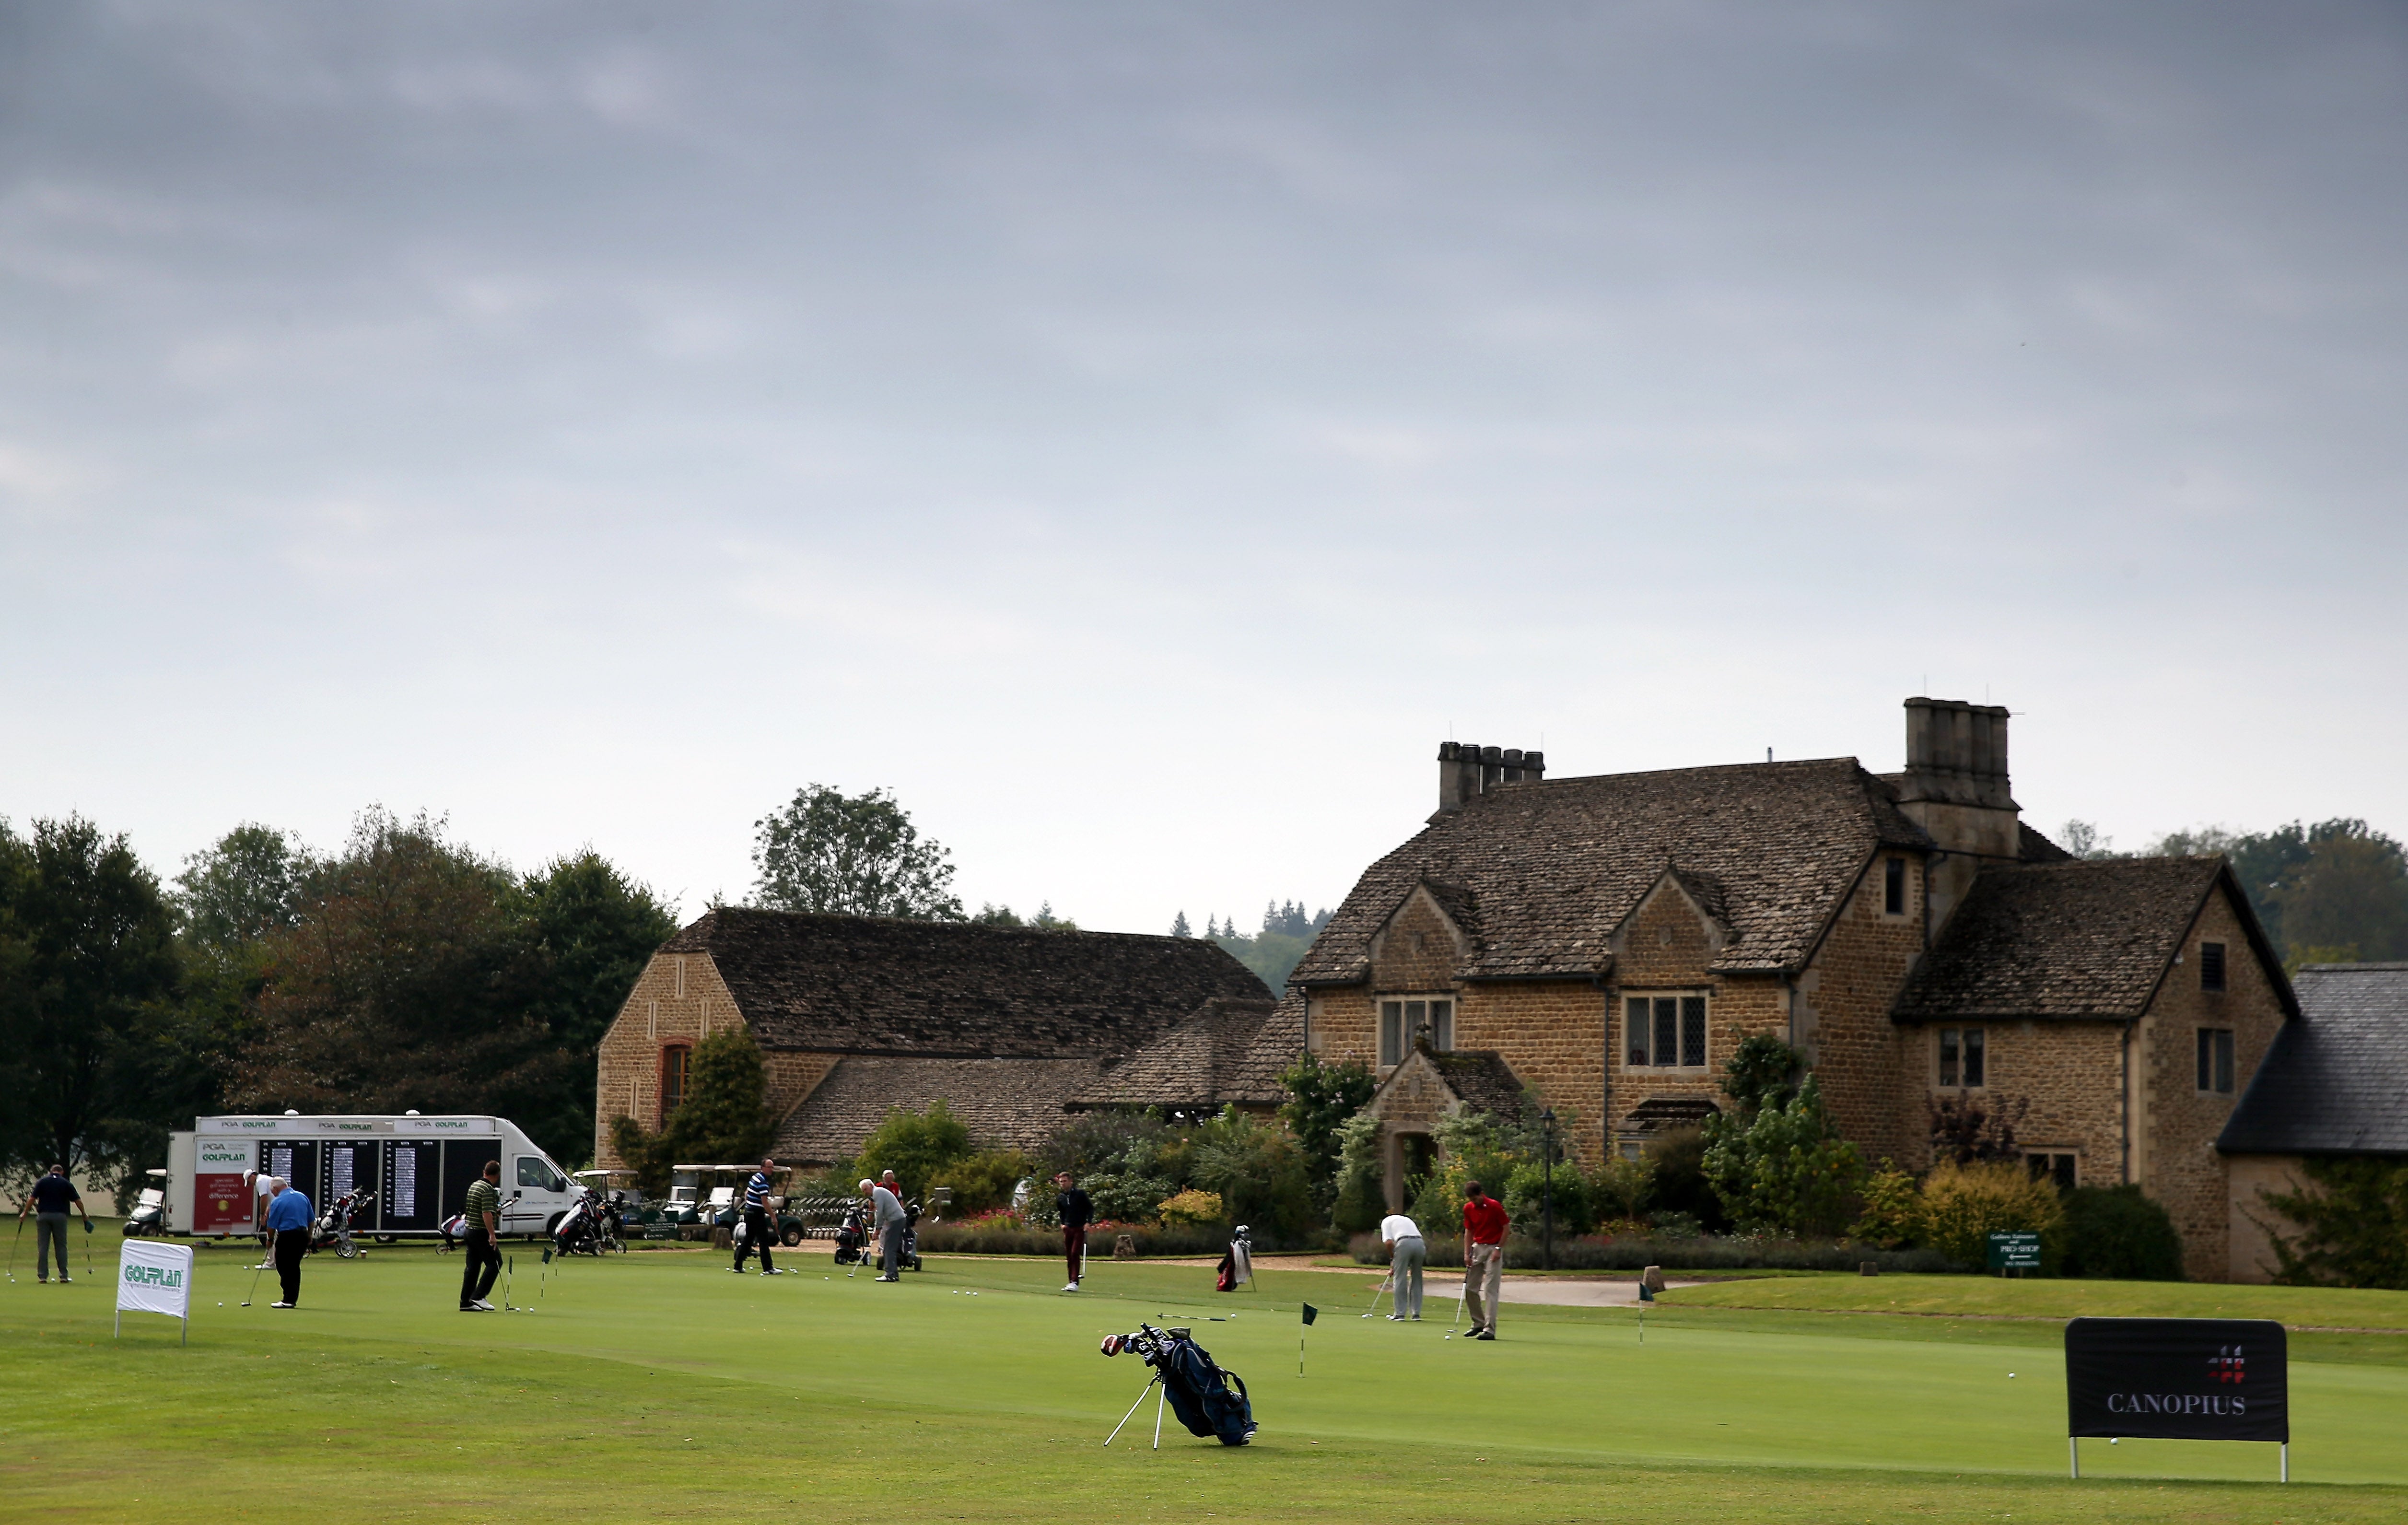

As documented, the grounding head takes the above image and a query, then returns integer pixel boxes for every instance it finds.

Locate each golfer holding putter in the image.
[1379,1208,1425,1320]
[17,1164,89,1284]
[458,1160,503,1311]
[860,1177,906,1281]
[263,1173,314,1308]
[1460,1179,1509,1340]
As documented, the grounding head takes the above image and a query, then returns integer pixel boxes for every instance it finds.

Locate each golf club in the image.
[1445,1275,1467,1339]
[502,1255,515,1311]
[7,1219,21,1283]
[240,1257,268,1307]
[1359,1274,1391,1319]
[83,1218,94,1279]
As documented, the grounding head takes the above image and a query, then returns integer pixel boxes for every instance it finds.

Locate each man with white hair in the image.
[860,1177,906,1282]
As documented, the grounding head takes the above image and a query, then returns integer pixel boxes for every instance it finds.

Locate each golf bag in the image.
[310,1189,374,1258]
[1100,1324,1257,1446]
[437,1212,468,1253]
[832,1202,868,1267]
[899,1198,923,1272]
[553,1190,613,1257]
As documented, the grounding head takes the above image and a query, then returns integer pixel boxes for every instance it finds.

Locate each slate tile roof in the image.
[1890,858,2273,1022]
[1290,758,1936,985]
[771,1056,1104,1164]
[664,908,1271,1056]
[1619,1096,1723,1134]
[2220,963,2408,1157]
[1070,995,1297,1112]
[1425,1050,1529,1118]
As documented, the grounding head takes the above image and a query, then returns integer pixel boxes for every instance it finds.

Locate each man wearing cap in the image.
[861,1177,906,1282]
[263,1174,313,1309]
[17,1164,88,1284]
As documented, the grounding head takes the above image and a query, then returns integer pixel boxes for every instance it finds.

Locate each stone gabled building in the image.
[2218,962,2408,1281]
[1296,697,2295,1279]
[593,908,1285,1170]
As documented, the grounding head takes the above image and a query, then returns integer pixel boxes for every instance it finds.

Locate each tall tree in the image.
[749,785,963,919]
[0,817,188,1196]
[513,851,679,1155]
[229,809,567,1147]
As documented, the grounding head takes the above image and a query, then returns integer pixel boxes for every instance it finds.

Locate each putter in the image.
[7,1219,21,1283]
[1359,1274,1391,1319]
[84,1220,94,1279]
[502,1255,516,1311]
[240,1257,268,1307]
[1446,1276,1468,1339]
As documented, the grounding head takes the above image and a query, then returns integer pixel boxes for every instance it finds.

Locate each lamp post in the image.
[1539,1106,1557,1272]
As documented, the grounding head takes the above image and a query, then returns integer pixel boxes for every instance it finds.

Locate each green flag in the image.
[1301,1302,1318,1326]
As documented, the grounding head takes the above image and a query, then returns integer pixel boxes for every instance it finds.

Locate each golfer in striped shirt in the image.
[733,1156,782,1275]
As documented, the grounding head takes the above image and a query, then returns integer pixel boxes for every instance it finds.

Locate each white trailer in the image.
[163,1114,578,1242]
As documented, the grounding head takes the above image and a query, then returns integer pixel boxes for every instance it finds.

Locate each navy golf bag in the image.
[1101,1324,1257,1446]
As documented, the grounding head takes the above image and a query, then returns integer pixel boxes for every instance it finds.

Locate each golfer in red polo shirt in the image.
[1460,1181,1509,1340]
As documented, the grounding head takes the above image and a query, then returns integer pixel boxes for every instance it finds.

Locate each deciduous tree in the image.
[750,785,962,919]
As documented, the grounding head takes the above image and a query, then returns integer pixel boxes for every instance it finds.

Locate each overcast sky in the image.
[4,2,2405,933]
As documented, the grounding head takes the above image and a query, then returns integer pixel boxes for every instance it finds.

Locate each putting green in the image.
[4,1242,2404,1522]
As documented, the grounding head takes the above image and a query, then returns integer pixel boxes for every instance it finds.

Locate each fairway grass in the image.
[5,1245,2405,1523]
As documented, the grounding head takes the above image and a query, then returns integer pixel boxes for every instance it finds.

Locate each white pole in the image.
[2281,1443,2288,1484]
[2069,1437,2078,1479]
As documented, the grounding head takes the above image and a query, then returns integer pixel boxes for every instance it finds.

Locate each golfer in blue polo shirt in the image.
[264,1177,314,1309]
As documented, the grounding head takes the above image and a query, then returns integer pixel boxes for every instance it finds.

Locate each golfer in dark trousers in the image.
[733,1156,782,1274]
[1054,1172,1092,1292]
[264,1176,313,1308]
[18,1164,88,1284]
[459,1161,503,1311]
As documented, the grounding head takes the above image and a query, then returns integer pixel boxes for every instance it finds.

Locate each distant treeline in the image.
[1168,900,1333,990]
[0,809,674,1204]
[2061,816,2408,965]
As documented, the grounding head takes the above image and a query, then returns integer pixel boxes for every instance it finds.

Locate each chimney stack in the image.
[1436,742,1546,813]
[1894,696,2021,931]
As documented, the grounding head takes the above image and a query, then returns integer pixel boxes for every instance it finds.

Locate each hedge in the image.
[1349,1231,1964,1274]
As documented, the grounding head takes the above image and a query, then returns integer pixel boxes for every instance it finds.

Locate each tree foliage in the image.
[0,816,193,1201]
[1928,1091,2028,1165]
[1917,1159,2064,1268]
[2258,1157,2408,1289]
[853,1100,975,1199]
[1330,1111,1386,1234]
[1702,1075,1863,1237]
[2063,816,2408,963]
[1279,1052,1376,1205]
[1204,900,1332,989]
[2060,1185,2185,1281]
[229,810,672,1166]
[750,785,962,919]
[608,1026,774,1197]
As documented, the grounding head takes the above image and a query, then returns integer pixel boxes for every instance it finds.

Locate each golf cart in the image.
[124,1168,169,1236]
[674,1163,819,1248]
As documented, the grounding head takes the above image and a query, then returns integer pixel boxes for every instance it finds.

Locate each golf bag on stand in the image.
[1100,1324,1257,1446]
[832,1202,868,1267]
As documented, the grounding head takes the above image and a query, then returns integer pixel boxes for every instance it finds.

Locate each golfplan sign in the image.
[117,1238,194,1345]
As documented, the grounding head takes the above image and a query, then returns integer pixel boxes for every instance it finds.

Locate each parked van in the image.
[162,1114,578,1242]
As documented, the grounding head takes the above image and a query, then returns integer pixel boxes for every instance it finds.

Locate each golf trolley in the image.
[1099,1324,1257,1448]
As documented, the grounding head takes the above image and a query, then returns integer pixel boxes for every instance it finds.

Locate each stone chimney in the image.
[1436,742,1546,813]
[1893,697,2020,929]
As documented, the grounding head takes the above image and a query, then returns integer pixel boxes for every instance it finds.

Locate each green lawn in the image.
[3,1243,2405,1523]
[1660,1273,2408,1328]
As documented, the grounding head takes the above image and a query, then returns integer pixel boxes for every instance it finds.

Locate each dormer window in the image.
[1624,994,1707,1070]
[1379,997,1453,1065]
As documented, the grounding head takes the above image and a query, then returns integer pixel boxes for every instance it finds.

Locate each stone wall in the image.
[2137,887,2291,1280]
[1797,853,1926,1162]
[2222,1153,2308,1284]
[1890,1018,2128,1180]
[592,950,838,1169]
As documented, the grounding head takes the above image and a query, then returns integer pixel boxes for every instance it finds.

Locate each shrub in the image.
[1851,1162,1923,1250]
[1703,1075,1863,1237]
[853,1100,975,1200]
[1644,1127,1727,1233]
[1156,1188,1225,1227]
[2258,1157,2408,1289]
[1504,1160,1595,1236]
[924,1149,1031,1217]
[1280,1053,1376,1207]
[1918,1159,2064,1268]
[2059,1185,2184,1280]
[1330,1112,1386,1234]
[1593,1155,1656,1223]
